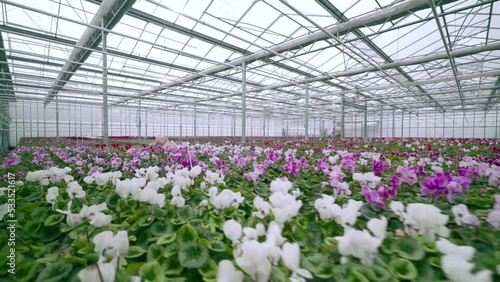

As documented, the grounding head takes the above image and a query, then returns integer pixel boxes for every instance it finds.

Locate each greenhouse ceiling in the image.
[0,0,499,118]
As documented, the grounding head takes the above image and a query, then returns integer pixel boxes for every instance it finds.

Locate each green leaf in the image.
[349,270,370,282]
[392,236,425,260]
[157,233,177,245]
[163,253,184,276]
[177,224,199,244]
[207,241,227,253]
[15,259,39,282]
[199,259,218,280]
[148,244,164,261]
[35,262,73,282]
[388,258,418,280]
[139,261,165,282]
[24,191,44,201]
[178,242,209,269]
[127,246,147,258]
[44,214,65,227]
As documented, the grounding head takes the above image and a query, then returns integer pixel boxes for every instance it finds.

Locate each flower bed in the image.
[1,137,499,282]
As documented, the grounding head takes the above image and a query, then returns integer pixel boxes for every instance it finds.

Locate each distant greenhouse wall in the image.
[8,99,500,146]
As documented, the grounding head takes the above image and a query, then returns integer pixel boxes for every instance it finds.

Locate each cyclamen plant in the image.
[1,137,499,282]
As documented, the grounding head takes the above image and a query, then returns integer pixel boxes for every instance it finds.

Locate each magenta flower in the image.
[420,172,471,202]
[372,159,390,176]
[361,185,385,207]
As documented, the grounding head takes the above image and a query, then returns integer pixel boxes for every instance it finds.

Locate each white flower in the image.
[89,212,112,227]
[266,221,286,247]
[235,240,272,282]
[367,216,387,239]
[189,165,202,178]
[270,178,293,194]
[253,196,271,219]
[406,203,450,241]
[335,228,382,266]
[217,260,243,282]
[93,231,114,255]
[389,201,405,219]
[441,254,492,282]
[436,238,475,260]
[79,203,108,219]
[46,187,59,204]
[62,175,74,183]
[26,170,49,184]
[139,187,165,208]
[93,230,129,258]
[223,220,242,244]
[78,257,116,282]
[56,201,83,226]
[337,200,363,228]
[171,196,185,208]
[282,243,313,281]
[67,181,86,199]
[108,231,130,257]
[205,170,224,184]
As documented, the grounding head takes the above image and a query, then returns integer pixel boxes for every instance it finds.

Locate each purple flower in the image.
[340,156,356,173]
[372,159,390,176]
[420,171,472,202]
[390,175,402,189]
[243,171,259,185]
[361,185,385,207]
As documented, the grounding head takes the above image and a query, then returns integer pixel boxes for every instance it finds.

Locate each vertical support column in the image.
[354,115,357,138]
[462,112,465,138]
[496,108,498,138]
[425,110,428,137]
[79,104,82,137]
[416,112,419,137]
[242,61,247,142]
[145,109,148,137]
[483,109,487,138]
[180,111,183,137]
[401,110,404,137]
[442,111,446,138]
[36,101,39,137]
[74,103,77,136]
[263,116,266,137]
[233,110,236,137]
[452,110,455,138]
[379,109,383,137]
[90,105,93,137]
[208,113,211,136]
[408,112,411,137]
[43,104,46,137]
[55,97,60,137]
[305,83,309,141]
[333,116,336,137]
[250,116,253,137]
[29,100,32,137]
[14,102,18,142]
[392,109,395,137]
[340,95,345,138]
[138,101,142,138]
[363,102,368,138]
[102,20,109,146]
[68,103,70,136]
[434,111,437,138]
[472,111,476,138]
[194,107,197,137]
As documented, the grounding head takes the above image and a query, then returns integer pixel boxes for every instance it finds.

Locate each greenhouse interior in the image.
[1,0,500,281]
